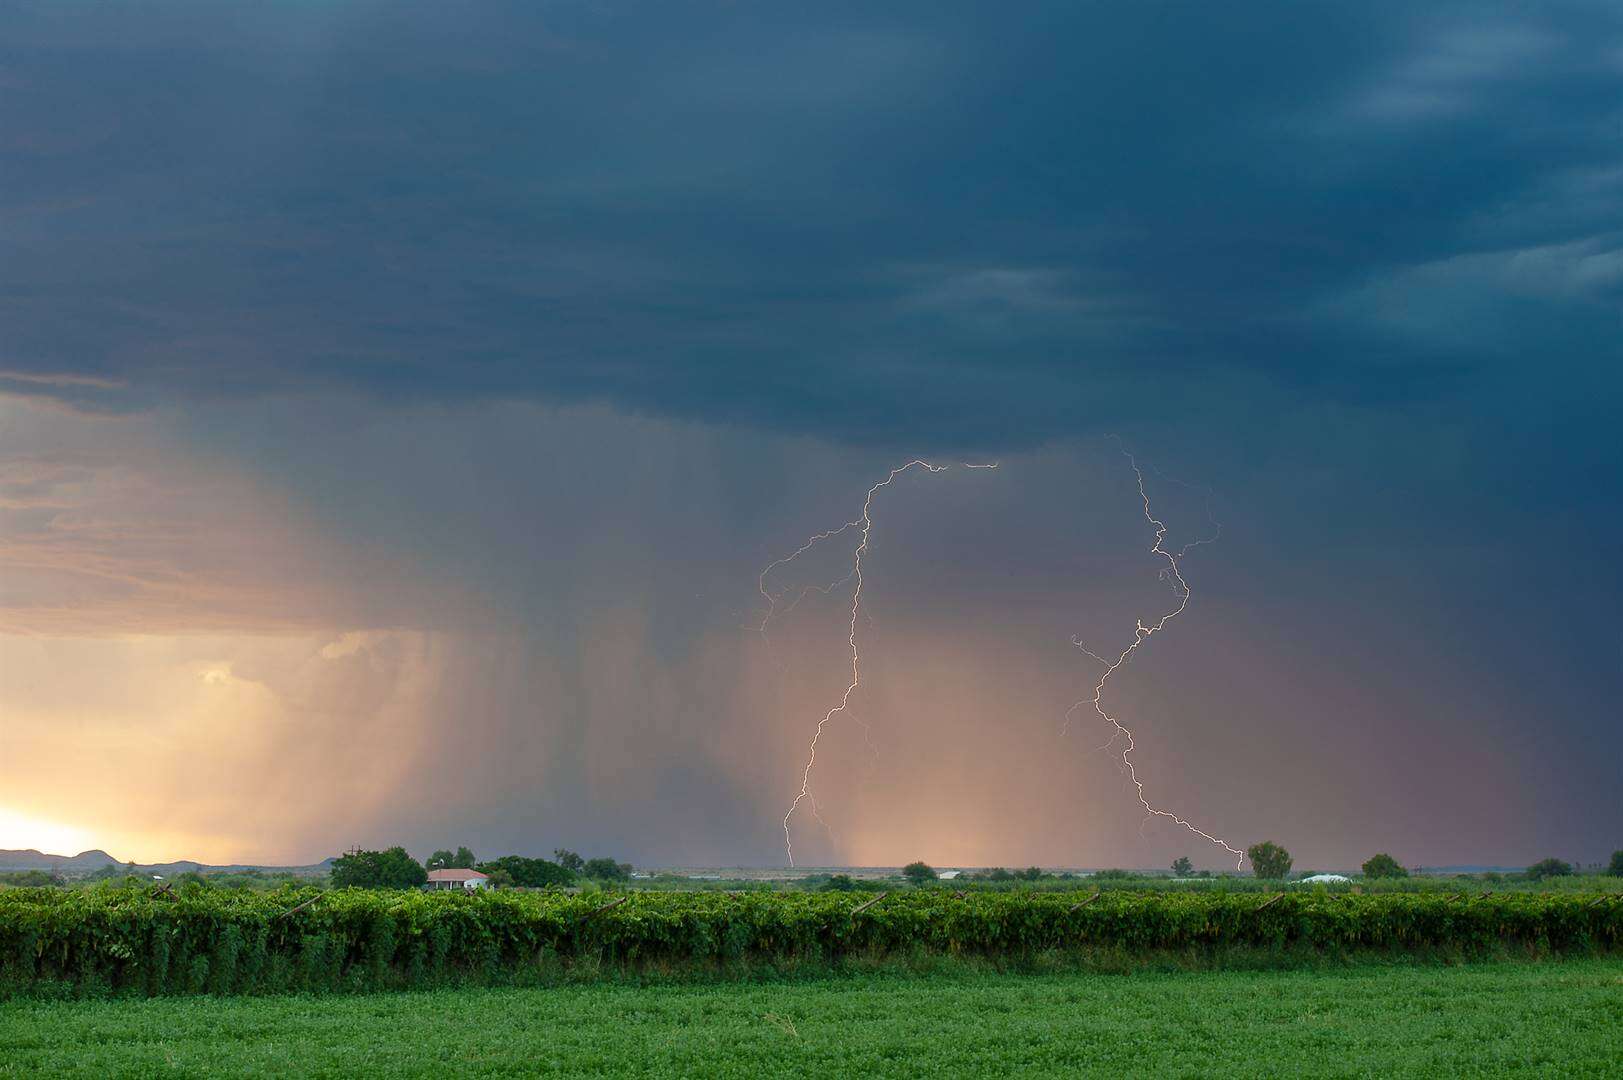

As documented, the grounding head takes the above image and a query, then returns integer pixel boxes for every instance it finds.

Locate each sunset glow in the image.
[0,807,95,858]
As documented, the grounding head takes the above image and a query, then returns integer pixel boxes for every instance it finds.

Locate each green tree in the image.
[483,867,514,888]
[582,857,630,881]
[476,856,574,887]
[1608,850,1623,876]
[1361,853,1408,879]
[1247,841,1293,880]
[902,861,937,885]
[1525,857,1572,880]
[553,849,585,873]
[427,847,477,871]
[820,874,859,892]
[330,846,427,889]
[1171,856,1194,878]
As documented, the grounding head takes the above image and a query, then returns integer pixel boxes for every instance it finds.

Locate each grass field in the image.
[3,959,1619,1077]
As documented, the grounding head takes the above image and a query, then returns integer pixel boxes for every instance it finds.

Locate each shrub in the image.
[1526,858,1573,880]
[1609,851,1623,877]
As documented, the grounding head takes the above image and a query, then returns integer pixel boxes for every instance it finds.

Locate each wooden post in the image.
[851,892,888,916]
[273,892,325,920]
[1068,892,1102,913]
[1255,892,1285,912]
[583,896,627,920]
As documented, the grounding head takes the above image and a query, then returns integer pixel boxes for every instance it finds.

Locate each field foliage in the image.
[2,885,1618,996]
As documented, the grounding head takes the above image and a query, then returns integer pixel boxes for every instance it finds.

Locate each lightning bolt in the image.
[1069,442,1246,871]
[764,459,997,866]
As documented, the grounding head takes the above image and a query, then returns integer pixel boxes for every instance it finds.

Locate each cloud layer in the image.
[1,4,1619,869]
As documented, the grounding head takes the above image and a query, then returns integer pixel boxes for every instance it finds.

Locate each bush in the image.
[1361,853,1408,879]
[1247,842,1292,880]
[1526,858,1573,881]
[1609,851,1623,877]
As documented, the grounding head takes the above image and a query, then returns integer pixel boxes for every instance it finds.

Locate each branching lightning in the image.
[1068,442,1246,870]
[761,459,996,866]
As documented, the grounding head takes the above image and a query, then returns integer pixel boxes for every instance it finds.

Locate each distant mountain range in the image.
[0,848,333,877]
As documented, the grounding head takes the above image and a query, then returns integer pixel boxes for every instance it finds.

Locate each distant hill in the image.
[0,848,119,872]
[0,848,333,877]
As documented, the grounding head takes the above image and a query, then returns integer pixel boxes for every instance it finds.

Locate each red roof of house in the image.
[427,868,488,881]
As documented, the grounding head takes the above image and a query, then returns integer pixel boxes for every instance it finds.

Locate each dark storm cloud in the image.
[2,1,1618,445]
[3,3,1621,869]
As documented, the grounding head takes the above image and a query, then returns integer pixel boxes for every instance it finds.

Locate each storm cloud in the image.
[0,2,1619,870]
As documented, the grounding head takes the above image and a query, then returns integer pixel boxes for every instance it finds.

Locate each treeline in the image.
[329,846,632,890]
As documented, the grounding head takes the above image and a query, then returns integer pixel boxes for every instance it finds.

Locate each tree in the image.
[1246,841,1292,880]
[476,856,574,888]
[553,849,585,874]
[1171,856,1194,878]
[483,867,514,889]
[1608,850,1623,877]
[902,861,937,885]
[427,847,477,871]
[582,857,630,881]
[820,874,859,892]
[1526,857,1573,880]
[1361,853,1408,879]
[330,846,427,889]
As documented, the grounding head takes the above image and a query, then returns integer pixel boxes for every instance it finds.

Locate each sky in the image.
[1,2,1619,871]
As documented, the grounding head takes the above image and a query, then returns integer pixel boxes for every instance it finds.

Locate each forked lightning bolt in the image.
[1069,443,1246,870]
[761,459,996,866]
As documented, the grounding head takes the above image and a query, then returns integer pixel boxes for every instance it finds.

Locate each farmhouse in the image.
[426,868,489,891]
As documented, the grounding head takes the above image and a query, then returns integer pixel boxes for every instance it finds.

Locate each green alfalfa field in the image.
[3,958,1620,1077]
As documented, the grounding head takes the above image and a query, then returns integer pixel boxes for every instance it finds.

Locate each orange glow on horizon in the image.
[0,806,98,857]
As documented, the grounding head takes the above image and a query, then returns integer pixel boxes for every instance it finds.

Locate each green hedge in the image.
[2,886,1618,996]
